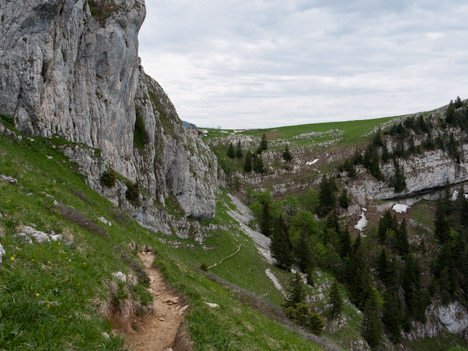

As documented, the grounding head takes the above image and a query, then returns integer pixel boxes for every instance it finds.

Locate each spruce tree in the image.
[282,144,292,162]
[446,100,456,124]
[227,142,235,159]
[435,199,450,244]
[378,210,395,243]
[253,154,265,173]
[258,133,268,152]
[392,159,406,192]
[339,189,350,209]
[328,280,343,320]
[383,291,403,343]
[271,215,293,270]
[361,294,384,349]
[395,218,409,257]
[339,227,352,259]
[244,150,252,172]
[372,128,384,147]
[284,272,306,308]
[260,200,271,236]
[377,248,388,282]
[318,176,336,217]
[295,229,313,273]
[235,140,243,158]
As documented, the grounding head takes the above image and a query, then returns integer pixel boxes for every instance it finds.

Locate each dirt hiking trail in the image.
[116,252,189,351]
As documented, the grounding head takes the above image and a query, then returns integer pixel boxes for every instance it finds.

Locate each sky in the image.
[138,0,468,129]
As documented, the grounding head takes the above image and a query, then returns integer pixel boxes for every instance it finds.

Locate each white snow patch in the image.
[354,212,367,231]
[265,268,287,297]
[392,204,410,213]
[306,159,319,165]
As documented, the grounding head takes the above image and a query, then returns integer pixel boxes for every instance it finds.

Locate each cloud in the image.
[139,0,468,129]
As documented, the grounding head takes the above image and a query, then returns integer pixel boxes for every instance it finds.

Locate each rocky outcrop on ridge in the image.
[0,0,219,222]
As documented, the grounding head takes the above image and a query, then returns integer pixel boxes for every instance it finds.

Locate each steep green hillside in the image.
[0,119,327,350]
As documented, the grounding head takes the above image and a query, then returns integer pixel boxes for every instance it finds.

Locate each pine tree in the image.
[260,200,271,236]
[361,293,384,349]
[339,189,350,209]
[328,280,343,320]
[446,100,456,124]
[377,248,388,282]
[227,142,235,159]
[378,210,395,243]
[258,133,268,152]
[318,176,336,217]
[282,144,292,162]
[383,291,403,343]
[284,272,306,308]
[235,140,243,158]
[435,199,450,244]
[295,229,313,273]
[271,215,293,270]
[339,227,352,259]
[244,150,252,172]
[454,96,463,108]
[392,159,406,192]
[253,154,265,173]
[395,218,409,257]
[372,128,384,147]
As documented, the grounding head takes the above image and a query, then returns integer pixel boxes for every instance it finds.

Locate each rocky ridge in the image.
[0,0,219,229]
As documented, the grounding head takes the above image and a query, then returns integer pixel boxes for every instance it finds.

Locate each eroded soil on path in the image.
[114,252,189,351]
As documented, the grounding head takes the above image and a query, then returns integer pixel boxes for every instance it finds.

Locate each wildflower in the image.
[10,256,14,261]
[36,293,39,297]
[47,260,51,264]
[31,259,35,262]
[83,262,86,265]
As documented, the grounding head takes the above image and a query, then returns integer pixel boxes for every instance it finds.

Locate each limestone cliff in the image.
[0,0,219,223]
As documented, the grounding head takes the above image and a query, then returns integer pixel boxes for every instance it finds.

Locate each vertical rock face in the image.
[0,0,219,220]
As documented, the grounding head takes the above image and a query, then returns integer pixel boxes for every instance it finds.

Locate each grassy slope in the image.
[0,125,323,350]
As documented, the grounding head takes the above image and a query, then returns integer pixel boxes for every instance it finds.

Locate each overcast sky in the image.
[139,0,468,129]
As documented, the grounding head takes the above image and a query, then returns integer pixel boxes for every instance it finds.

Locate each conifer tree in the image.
[295,229,313,273]
[446,100,456,124]
[227,142,235,159]
[339,227,352,259]
[253,154,265,173]
[361,294,384,349]
[235,140,243,158]
[372,128,384,147]
[395,218,409,257]
[435,199,450,244]
[454,96,463,108]
[328,280,343,320]
[339,189,350,209]
[284,272,306,308]
[244,150,252,172]
[378,210,395,243]
[258,133,268,152]
[260,200,271,236]
[282,144,292,162]
[377,248,388,282]
[318,176,336,217]
[271,215,293,270]
[392,159,406,192]
[383,291,403,343]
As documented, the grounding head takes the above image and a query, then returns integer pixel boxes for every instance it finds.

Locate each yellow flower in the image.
[31,259,35,262]
[47,304,50,308]
[83,262,86,265]
[10,256,14,261]
[36,293,39,297]
[47,260,51,264]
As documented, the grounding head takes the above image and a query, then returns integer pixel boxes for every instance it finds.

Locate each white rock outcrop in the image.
[0,243,5,263]
[0,0,219,223]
